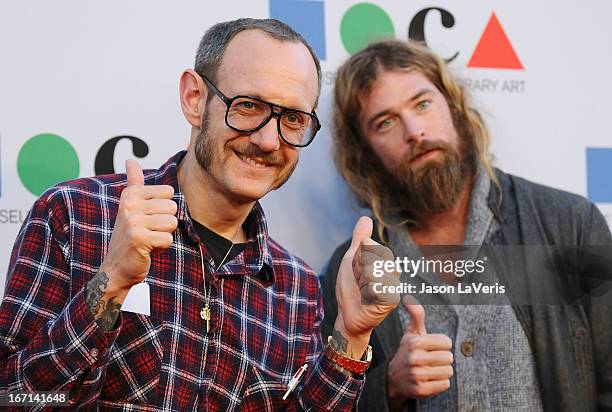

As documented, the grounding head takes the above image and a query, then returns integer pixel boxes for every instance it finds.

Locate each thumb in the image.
[404,295,426,335]
[348,216,373,254]
[126,159,145,186]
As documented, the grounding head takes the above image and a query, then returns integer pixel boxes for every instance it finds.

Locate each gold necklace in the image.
[199,227,240,333]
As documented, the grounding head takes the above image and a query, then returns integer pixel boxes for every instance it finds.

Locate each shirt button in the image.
[90,348,99,358]
[460,339,474,357]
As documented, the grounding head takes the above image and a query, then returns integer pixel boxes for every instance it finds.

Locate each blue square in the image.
[269,0,326,59]
[587,148,612,203]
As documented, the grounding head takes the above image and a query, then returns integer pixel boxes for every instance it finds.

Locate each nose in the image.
[401,114,426,144]
[249,117,281,152]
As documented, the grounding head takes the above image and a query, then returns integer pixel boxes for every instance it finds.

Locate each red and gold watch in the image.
[324,336,373,375]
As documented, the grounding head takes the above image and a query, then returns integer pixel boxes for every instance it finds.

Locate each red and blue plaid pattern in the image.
[0,151,363,411]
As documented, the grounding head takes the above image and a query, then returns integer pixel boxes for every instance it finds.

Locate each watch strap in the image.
[324,336,372,375]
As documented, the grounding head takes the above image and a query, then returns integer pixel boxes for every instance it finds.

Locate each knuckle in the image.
[162,185,175,198]
[361,264,374,280]
[121,186,134,199]
[126,230,142,246]
[412,384,428,398]
[381,248,394,261]
[406,337,422,351]
[399,335,413,352]
[406,366,422,382]
[121,198,136,212]
[442,335,453,348]
[408,353,424,367]
[431,334,452,348]
[444,335,453,349]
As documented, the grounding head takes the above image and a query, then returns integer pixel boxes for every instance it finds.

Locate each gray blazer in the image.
[321,169,612,411]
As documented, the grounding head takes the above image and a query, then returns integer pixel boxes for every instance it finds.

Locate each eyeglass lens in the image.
[227,97,316,146]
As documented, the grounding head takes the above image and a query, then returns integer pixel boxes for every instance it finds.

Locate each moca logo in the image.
[5,134,149,198]
[269,1,523,70]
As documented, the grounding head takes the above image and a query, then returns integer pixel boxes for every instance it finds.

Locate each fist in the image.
[387,296,454,405]
[102,160,178,290]
[334,217,401,348]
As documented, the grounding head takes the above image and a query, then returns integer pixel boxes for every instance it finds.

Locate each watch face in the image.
[363,345,373,362]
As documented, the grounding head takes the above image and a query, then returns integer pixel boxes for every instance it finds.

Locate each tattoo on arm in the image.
[330,328,352,357]
[86,270,121,331]
[329,328,354,377]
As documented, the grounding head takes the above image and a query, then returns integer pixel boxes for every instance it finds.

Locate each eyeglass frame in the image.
[199,73,321,148]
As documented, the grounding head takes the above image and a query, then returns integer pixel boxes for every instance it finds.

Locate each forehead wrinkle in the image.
[228,70,316,112]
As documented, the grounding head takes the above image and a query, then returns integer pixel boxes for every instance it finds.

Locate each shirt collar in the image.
[152,151,275,283]
[463,165,495,245]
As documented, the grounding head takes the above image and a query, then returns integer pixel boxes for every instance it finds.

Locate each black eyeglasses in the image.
[200,74,321,148]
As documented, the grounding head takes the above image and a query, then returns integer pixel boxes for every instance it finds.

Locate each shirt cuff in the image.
[43,287,122,374]
[298,351,365,411]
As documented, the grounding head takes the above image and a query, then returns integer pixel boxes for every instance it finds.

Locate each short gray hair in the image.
[194,18,321,98]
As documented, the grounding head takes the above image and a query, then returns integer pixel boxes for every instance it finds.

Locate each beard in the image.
[194,113,298,192]
[382,131,478,224]
[194,112,215,171]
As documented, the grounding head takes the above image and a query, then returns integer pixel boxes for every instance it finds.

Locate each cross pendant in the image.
[200,305,211,333]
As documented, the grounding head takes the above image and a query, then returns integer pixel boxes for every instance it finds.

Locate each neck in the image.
[177,150,251,242]
[409,181,473,246]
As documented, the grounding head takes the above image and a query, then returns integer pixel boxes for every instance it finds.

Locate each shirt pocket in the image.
[240,364,290,412]
[100,312,169,404]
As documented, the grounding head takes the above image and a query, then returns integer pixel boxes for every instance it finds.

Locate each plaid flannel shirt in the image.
[0,151,364,411]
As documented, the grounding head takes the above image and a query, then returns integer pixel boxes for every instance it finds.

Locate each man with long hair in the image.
[321,39,612,411]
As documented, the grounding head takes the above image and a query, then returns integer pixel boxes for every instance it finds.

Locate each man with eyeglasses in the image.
[0,18,400,410]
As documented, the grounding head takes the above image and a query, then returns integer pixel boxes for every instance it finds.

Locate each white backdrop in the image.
[1,1,611,299]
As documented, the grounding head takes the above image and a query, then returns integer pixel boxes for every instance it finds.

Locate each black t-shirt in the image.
[192,220,245,268]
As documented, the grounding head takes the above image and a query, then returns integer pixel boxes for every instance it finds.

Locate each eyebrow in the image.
[366,88,435,129]
[241,92,313,114]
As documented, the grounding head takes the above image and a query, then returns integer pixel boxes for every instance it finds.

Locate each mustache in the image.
[230,142,286,167]
[405,139,454,163]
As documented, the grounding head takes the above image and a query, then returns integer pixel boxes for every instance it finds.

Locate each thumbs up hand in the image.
[333,216,401,360]
[387,296,454,407]
[100,160,178,293]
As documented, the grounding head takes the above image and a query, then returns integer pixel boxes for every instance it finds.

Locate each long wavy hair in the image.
[333,39,498,241]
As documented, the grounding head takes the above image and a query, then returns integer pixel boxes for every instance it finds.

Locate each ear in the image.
[179,69,208,127]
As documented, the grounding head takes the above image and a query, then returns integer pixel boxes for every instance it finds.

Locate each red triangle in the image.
[468,12,523,70]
